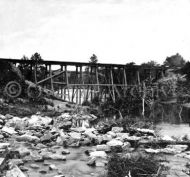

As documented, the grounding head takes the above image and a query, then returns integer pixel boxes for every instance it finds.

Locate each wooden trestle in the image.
[0,58,166,104]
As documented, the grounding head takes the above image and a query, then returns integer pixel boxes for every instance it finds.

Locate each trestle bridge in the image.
[0,58,166,104]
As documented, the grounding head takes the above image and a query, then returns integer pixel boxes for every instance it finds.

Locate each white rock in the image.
[111,127,123,133]
[145,148,160,154]
[96,145,110,152]
[69,132,81,140]
[122,142,131,151]
[0,114,6,120]
[90,151,107,159]
[107,139,123,147]
[160,135,175,142]
[0,143,10,149]
[6,165,26,177]
[49,164,58,170]
[125,136,141,141]
[102,134,112,142]
[28,115,52,126]
[16,134,40,142]
[2,126,17,135]
[136,128,155,135]
[107,131,116,138]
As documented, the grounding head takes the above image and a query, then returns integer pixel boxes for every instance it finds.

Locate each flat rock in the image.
[90,151,107,159]
[9,159,24,166]
[15,147,30,158]
[49,164,58,170]
[30,164,40,169]
[61,149,70,155]
[0,114,6,120]
[0,142,10,149]
[28,115,52,126]
[96,145,110,152]
[107,139,123,147]
[69,132,81,140]
[107,131,116,138]
[40,133,53,143]
[6,165,26,177]
[16,134,40,143]
[2,126,17,135]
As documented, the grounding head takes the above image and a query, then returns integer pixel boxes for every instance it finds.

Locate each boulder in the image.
[125,136,141,141]
[102,134,112,142]
[0,143,10,149]
[40,133,53,143]
[96,145,110,152]
[46,154,66,160]
[70,127,86,133]
[80,138,91,146]
[2,126,17,135]
[6,165,26,177]
[107,139,123,152]
[116,133,130,141]
[58,121,72,130]
[107,131,117,138]
[16,134,40,143]
[107,139,123,147]
[122,142,131,151]
[160,135,175,142]
[111,127,123,133]
[61,149,70,155]
[0,119,4,125]
[15,147,30,158]
[49,164,58,170]
[5,114,13,120]
[30,164,39,169]
[90,151,107,159]
[28,115,52,126]
[0,114,6,120]
[69,132,82,140]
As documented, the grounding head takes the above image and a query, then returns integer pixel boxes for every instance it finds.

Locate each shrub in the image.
[106,153,164,177]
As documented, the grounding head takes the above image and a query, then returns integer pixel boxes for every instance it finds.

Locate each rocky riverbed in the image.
[1,103,190,177]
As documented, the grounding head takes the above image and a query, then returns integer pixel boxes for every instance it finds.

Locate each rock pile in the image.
[1,112,190,176]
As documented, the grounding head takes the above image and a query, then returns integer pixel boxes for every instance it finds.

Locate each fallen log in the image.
[138,139,190,148]
[25,80,65,101]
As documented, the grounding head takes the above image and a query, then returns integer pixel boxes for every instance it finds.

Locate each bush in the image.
[106,153,164,177]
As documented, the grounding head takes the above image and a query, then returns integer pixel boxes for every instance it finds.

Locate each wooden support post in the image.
[79,66,83,104]
[49,65,54,93]
[61,65,63,99]
[110,67,115,103]
[137,70,140,85]
[34,63,37,84]
[123,67,127,96]
[44,64,48,89]
[65,65,70,101]
[95,66,100,98]
[90,66,93,101]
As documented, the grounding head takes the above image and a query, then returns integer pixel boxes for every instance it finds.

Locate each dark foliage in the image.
[107,153,163,177]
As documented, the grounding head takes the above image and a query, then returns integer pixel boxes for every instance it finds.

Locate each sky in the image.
[0,0,190,65]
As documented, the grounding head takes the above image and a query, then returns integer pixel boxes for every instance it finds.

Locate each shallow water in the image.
[23,146,106,177]
[156,123,190,138]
